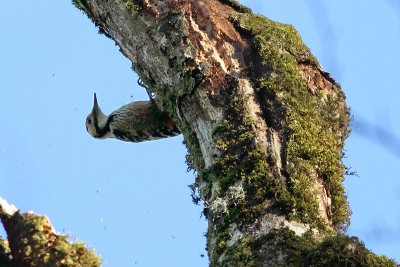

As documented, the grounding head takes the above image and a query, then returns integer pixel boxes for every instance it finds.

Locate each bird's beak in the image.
[92,93,99,114]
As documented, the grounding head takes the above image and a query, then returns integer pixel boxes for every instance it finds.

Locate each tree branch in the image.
[0,197,101,266]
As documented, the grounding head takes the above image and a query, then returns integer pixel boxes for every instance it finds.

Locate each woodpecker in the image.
[86,93,180,142]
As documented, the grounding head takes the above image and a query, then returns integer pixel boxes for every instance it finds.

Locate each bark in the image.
[1,0,396,266]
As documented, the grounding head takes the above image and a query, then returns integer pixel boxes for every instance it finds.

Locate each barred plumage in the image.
[86,93,180,142]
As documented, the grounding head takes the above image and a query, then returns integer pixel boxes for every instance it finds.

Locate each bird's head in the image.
[86,93,109,138]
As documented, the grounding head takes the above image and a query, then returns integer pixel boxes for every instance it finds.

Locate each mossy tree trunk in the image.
[68,1,396,266]
[0,198,101,267]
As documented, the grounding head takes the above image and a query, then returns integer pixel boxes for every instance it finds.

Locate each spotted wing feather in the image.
[108,101,180,142]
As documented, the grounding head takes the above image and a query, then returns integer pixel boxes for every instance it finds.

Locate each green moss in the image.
[72,0,89,13]
[221,229,398,267]
[0,236,12,267]
[218,0,252,14]
[8,212,101,267]
[207,84,292,265]
[211,87,290,208]
[223,236,258,267]
[304,235,398,267]
[124,0,139,16]
[230,13,351,230]
[219,229,313,266]
[182,127,205,171]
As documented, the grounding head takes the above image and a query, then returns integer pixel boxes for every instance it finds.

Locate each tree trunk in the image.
[72,0,398,266]
[0,0,391,266]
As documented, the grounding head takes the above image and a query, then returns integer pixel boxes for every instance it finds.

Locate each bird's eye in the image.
[87,118,92,124]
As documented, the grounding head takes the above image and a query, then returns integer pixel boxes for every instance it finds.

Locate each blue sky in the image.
[1,1,399,266]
